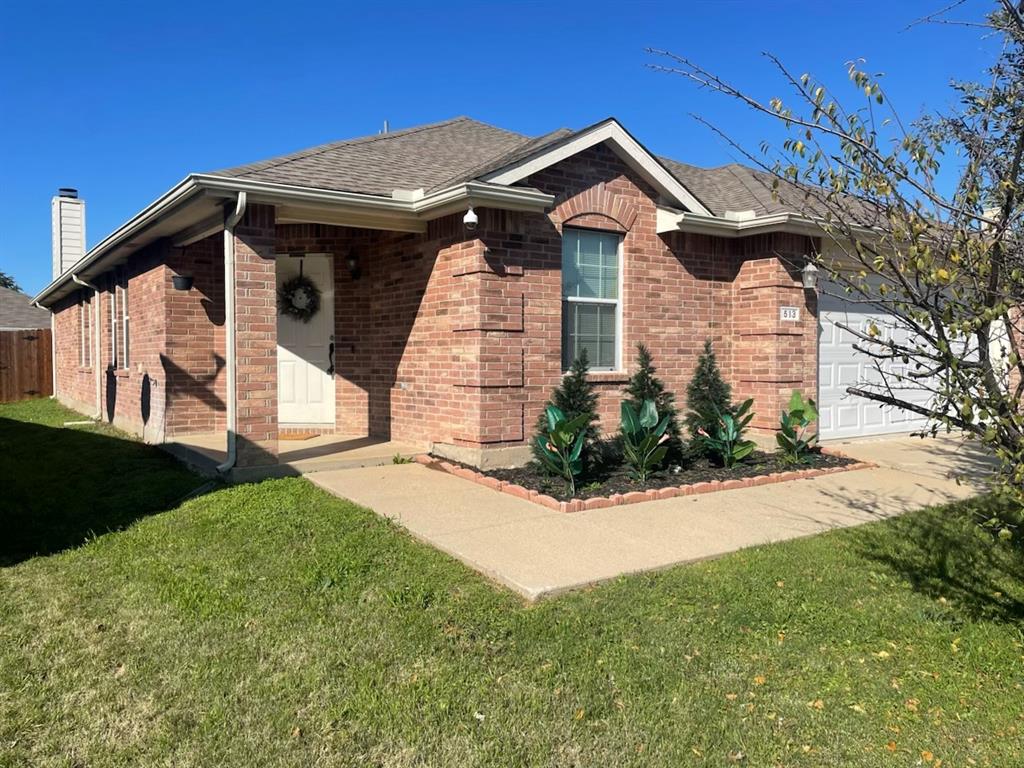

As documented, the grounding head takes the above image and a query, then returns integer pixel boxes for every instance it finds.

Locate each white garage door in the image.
[818,288,932,439]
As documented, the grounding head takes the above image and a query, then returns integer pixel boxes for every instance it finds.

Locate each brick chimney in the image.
[52,187,86,278]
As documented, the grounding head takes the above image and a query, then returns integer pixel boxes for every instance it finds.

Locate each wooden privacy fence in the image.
[0,329,53,403]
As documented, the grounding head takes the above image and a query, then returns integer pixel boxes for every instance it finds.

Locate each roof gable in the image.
[480,119,713,216]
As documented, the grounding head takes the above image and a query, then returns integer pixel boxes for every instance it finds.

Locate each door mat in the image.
[280,431,321,441]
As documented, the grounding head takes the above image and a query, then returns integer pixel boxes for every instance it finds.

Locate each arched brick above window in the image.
[555,182,640,232]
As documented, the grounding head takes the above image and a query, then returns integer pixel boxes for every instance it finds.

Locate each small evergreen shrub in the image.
[531,350,599,469]
[685,339,733,453]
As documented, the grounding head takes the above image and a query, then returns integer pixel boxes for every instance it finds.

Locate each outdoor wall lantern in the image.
[346,252,362,280]
[171,274,194,291]
[801,261,820,291]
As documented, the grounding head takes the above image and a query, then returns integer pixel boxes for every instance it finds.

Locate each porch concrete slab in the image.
[163,432,425,479]
[308,443,980,601]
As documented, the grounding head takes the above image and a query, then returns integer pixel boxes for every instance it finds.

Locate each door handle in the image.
[327,341,335,376]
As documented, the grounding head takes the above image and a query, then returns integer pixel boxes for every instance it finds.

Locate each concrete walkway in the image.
[309,435,988,600]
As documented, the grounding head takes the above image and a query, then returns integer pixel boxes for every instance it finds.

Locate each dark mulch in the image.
[465,449,858,501]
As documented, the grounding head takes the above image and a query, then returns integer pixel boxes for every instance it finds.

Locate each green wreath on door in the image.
[277,264,321,323]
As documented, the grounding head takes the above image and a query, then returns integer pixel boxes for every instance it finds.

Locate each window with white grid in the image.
[561,228,622,371]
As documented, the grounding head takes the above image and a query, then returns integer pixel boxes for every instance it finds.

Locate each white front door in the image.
[818,285,932,439]
[276,254,336,426]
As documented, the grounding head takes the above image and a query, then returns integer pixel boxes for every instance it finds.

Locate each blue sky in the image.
[0,0,999,295]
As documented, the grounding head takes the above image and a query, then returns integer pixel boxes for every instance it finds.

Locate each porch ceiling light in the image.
[463,207,478,232]
[801,261,820,291]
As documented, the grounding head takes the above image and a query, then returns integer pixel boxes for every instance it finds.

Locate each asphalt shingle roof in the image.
[0,286,50,329]
[213,117,533,197]
[211,116,832,218]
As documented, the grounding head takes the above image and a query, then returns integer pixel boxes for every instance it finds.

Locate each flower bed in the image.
[416,448,874,513]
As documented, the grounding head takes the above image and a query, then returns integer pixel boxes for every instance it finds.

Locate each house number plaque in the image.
[780,306,800,322]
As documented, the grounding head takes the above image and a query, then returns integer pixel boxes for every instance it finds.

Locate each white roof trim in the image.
[482,119,713,216]
[658,208,878,241]
[32,175,555,307]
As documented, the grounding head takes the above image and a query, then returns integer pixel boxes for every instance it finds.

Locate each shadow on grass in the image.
[0,416,210,566]
[851,497,1024,624]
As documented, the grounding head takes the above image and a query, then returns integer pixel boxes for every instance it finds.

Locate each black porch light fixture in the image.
[172,274,194,291]
[346,251,362,280]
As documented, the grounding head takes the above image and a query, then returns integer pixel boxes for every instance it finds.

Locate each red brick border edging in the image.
[415,449,876,513]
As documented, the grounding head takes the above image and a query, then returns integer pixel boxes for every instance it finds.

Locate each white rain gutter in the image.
[71,273,102,420]
[658,207,878,242]
[217,191,247,475]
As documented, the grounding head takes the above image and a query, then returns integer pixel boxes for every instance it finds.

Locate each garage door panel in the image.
[819,284,933,439]
[837,363,859,386]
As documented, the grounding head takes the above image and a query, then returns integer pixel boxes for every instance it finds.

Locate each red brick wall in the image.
[164,234,227,436]
[275,217,473,446]
[454,143,819,446]
[53,244,169,441]
[273,144,819,454]
[232,204,279,467]
[49,141,820,463]
[53,290,97,411]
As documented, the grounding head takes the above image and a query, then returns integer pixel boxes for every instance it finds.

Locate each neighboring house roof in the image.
[0,286,50,329]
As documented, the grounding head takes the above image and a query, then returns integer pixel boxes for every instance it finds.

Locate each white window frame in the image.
[119,274,129,370]
[109,282,116,369]
[561,228,624,372]
[78,293,90,367]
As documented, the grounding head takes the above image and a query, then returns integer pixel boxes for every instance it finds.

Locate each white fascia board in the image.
[412,181,554,218]
[482,119,713,217]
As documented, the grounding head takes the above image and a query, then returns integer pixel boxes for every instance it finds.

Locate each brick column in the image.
[731,234,818,431]
[449,225,527,452]
[232,203,278,467]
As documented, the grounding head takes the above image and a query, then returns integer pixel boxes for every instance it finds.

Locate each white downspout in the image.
[35,302,57,399]
[71,273,102,420]
[217,191,247,474]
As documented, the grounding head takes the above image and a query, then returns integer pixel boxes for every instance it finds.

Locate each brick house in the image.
[33,116,922,476]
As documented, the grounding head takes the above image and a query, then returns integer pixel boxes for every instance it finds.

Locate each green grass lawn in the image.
[1,399,1022,767]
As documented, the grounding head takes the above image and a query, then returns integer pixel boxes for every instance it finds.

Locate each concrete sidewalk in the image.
[309,435,985,600]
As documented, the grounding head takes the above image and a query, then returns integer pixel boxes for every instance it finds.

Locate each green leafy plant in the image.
[685,340,733,455]
[531,350,599,469]
[625,344,681,455]
[533,405,590,495]
[392,453,413,465]
[698,398,756,468]
[620,399,671,481]
[776,390,819,464]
